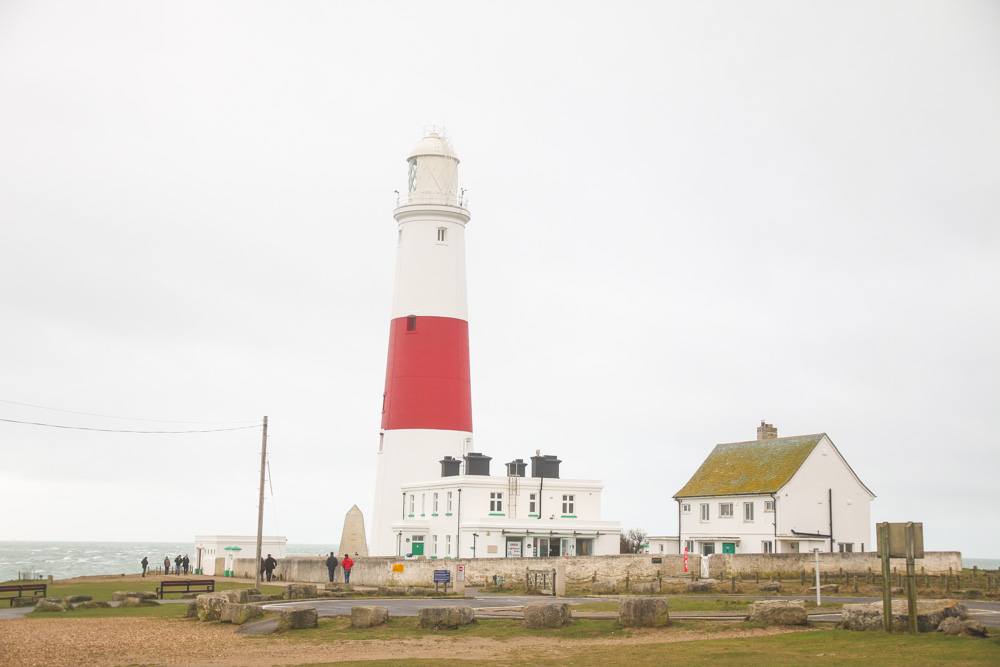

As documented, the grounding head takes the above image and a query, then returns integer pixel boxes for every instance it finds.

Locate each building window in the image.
[446,535,452,556]
[744,502,754,521]
[701,542,716,556]
[433,535,438,555]
[685,540,694,553]
[764,500,775,512]
[437,227,447,242]
[700,503,709,521]
[762,540,774,553]
[681,503,691,513]
[839,543,854,553]
[408,158,417,192]
[433,493,439,513]
[447,491,453,513]
[409,494,414,515]
[659,544,664,552]
[719,502,733,518]
[406,315,417,331]
[421,494,426,515]
[562,495,574,515]
[529,493,536,513]
[490,492,503,512]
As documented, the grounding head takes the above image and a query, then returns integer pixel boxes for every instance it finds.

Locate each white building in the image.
[389,453,621,559]
[193,535,287,576]
[674,423,874,556]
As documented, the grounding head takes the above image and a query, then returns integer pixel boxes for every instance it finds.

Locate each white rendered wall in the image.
[193,535,287,575]
[392,208,469,320]
[680,495,780,554]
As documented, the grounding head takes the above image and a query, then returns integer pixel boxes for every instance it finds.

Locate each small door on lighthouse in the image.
[411,536,425,557]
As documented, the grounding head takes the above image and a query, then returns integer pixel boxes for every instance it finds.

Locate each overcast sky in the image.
[2,1,998,558]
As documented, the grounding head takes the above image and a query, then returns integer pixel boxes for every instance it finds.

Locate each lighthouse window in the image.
[408,158,417,192]
[406,315,417,331]
[490,492,503,513]
[437,227,447,243]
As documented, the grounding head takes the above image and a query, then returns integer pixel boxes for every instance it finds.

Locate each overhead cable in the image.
[0,399,259,425]
[0,418,261,434]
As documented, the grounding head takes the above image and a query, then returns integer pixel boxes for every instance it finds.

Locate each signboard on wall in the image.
[506,540,522,558]
[392,563,404,573]
[457,564,466,582]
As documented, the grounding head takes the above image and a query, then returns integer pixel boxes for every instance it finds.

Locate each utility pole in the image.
[255,416,268,589]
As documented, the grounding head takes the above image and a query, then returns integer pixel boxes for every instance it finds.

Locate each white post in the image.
[814,548,821,606]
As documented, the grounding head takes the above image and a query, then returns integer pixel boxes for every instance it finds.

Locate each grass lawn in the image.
[2,578,283,601]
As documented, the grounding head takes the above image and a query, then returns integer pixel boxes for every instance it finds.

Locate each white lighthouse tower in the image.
[370,130,473,556]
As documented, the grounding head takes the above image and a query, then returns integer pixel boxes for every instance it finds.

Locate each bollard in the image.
[731,576,736,592]
[625,572,630,591]
[973,566,978,579]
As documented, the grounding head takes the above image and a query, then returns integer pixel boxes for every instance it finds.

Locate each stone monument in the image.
[339,504,369,557]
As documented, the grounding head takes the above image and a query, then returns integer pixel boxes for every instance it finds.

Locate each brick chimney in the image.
[757,421,777,440]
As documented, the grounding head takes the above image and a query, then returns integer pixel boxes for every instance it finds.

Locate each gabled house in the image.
[673,422,874,556]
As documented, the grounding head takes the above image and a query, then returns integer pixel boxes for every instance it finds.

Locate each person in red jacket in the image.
[342,554,354,583]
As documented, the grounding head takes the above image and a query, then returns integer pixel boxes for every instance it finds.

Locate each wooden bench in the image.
[156,579,215,599]
[0,583,47,606]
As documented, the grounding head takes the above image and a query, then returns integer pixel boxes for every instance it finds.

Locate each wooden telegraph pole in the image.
[254,416,268,589]
[878,522,892,633]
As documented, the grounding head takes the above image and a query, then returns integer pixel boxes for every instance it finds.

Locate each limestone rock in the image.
[221,588,260,603]
[592,580,617,594]
[120,596,159,607]
[11,597,40,608]
[325,583,354,592]
[196,594,229,622]
[222,602,265,625]
[841,599,968,633]
[619,597,670,627]
[186,601,199,618]
[938,618,988,637]
[76,601,111,609]
[523,602,572,629]
[807,584,840,594]
[418,605,476,629]
[747,600,808,626]
[686,579,717,593]
[631,582,660,595]
[35,598,71,612]
[284,584,318,600]
[758,582,782,592]
[277,606,318,631]
[338,504,369,557]
[377,586,408,596]
[112,591,157,602]
[65,595,93,603]
[351,606,389,628]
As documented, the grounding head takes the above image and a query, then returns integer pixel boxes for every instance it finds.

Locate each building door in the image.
[411,535,424,556]
[722,543,736,554]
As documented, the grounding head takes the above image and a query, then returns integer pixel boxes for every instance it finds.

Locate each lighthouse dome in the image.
[408,132,459,163]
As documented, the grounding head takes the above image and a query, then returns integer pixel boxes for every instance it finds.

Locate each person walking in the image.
[141,557,148,577]
[164,556,171,575]
[182,554,190,575]
[325,552,339,583]
[342,554,354,584]
[174,555,182,576]
[262,554,278,582]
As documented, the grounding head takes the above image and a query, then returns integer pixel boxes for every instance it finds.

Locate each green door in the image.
[722,542,736,554]
[412,541,424,556]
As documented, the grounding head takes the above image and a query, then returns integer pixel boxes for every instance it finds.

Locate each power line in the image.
[0,399,259,425]
[0,418,261,434]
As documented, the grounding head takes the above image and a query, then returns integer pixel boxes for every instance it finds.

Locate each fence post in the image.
[731,576,736,592]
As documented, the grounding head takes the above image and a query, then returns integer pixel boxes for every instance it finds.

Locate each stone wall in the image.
[707,551,961,577]
[231,550,962,585]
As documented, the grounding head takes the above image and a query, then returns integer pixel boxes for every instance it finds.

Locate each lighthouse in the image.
[370,130,473,556]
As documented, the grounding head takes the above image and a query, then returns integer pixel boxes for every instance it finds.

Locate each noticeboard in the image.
[877,522,924,558]
[434,569,451,583]
[392,563,405,573]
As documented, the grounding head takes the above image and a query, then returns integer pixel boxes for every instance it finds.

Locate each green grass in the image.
[27,603,192,620]
[1,579,283,601]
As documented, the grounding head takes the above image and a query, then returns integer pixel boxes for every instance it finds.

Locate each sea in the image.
[0,541,339,582]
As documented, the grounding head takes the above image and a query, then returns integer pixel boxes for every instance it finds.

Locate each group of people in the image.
[325,553,354,583]
[138,554,189,576]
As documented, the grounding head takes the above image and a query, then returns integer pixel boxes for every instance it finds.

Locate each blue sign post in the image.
[434,569,451,593]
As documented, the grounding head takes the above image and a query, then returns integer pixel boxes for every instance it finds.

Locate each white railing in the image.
[395,192,469,209]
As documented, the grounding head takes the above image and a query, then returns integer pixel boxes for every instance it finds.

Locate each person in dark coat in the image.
[164,556,171,575]
[182,554,190,575]
[341,554,354,583]
[325,552,339,582]
[174,555,182,576]
[262,554,278,582]
[141,557,149,577]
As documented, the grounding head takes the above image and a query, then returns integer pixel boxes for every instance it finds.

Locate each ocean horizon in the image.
[0,540,340,582]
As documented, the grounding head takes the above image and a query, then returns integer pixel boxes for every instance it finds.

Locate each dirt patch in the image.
[0,616,811,666]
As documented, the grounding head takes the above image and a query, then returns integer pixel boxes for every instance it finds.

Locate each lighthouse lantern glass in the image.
[408,158,417,192]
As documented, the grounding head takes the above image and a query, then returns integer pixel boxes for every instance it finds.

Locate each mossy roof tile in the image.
[674,434,825,497]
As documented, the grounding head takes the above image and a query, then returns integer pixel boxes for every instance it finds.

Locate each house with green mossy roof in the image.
[672,422,874,557]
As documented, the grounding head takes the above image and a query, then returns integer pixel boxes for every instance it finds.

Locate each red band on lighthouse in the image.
[381,315,472,432]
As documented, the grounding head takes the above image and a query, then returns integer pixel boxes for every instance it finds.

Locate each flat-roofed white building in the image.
[194,535,287,576]
[674,423,874,556]
[390,453,620,559]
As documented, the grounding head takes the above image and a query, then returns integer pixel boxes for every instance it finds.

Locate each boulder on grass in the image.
[686,579,717,593]
[523,602,572,629]
[65,595,93,603]
[619,597,670,627]
[377,586,409,596]
[76,601,111,609]
[120,596,159,607]
[418,606,475,629]
[758,582,782,592]
[284,584,318,600]
[11,597,40,608]
[186,601,199,618]
[222,602,265,625]
[841,599,968,633]
[221,588,260,604]
[196,594,229,622]
[351,606,389,628]
[631,582,660,595]
[592,580,617,594]
[938,618,988,637]
[747,600,808,626]
[277,606,318,631]
[112,591,157,602]
[807,584,840,594]
[35,598,71,612]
